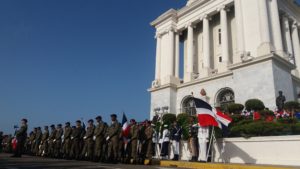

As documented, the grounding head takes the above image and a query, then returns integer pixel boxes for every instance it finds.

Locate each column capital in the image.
[217,5,230,12]
[155,32,162,39]
[199,14,211,21]
[292,21,299,29]
[185,22,196,28]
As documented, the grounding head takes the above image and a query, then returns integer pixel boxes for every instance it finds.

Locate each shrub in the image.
[284,101,300,118]
[245,99,265,111]
[260,110,274,117]
[284,101,300,111]
[162,113,176,126]
[176,113,190,140]
[227,103,244,114]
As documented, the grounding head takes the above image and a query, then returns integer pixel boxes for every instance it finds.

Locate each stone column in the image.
[155,33,161,80]
[282,15,294,63]
[269,0,284,55]
[220,6,229,66]
[168,29,175,76]
[292,22,300,75]
[257,0,273,56]
[234,0,245,59]
[175,32,180,78]
[186,23,194,81]
[203,15,211,70]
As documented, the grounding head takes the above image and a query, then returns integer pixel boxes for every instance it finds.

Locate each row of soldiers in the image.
[23,114,154,164]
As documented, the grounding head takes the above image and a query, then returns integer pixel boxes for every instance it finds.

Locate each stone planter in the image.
[212,135,300,166]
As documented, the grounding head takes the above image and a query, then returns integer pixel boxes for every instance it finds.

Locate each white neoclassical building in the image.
[149,0,300,117]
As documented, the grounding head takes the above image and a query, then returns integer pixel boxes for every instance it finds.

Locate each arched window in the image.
[215,88,235,108]
[181,96,197,116]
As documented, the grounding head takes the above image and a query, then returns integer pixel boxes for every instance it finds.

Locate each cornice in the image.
[228,54,296,71]
[150,9,178,27]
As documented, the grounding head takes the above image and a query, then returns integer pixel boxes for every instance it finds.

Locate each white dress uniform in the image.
[198,126,209,161]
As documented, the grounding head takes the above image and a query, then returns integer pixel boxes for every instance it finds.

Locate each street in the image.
[0,153,180,169]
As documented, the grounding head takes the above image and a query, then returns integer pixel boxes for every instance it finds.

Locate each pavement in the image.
[0,153,298,169]
[0,153,177,169]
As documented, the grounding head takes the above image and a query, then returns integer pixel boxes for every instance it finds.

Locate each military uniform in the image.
[13,119,28,157]
[48,126,57,157]
[34,127,42,156]
[144,124,153,160]
[30,129,37,155]
[81,120,95,160]
[94,118,105,161]
[129,122,138,163]
[106,119,120,162]
[54,125,63,158]
[70,121,83,160]
[40,127,49,156]
[63,123,72,159]
[170,123,182,161]
[188,124,198,161]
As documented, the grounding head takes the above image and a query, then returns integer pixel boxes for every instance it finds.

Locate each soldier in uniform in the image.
[30,128,37,155]
[70,120,82,160]
[94,116,105,162]
[12,118,28,157]
[160,124,170,159]
[40,126,49,156]
[188,117,198,162]
[144,120,153,164]
[170,121,182,161]
[48,124,57,157]
[106,114,120,163]
[81,119,95,161]
[34,127,42,156]
[63,122,72,159]
[54,124,63,158]
[128,119,138,164]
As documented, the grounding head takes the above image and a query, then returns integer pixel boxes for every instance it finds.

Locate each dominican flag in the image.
[194,98,232,128]
[122,113,130,137]
[215,107,232,127]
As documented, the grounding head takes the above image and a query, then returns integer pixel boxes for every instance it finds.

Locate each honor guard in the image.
[34,127,42,156]
[106,114,120,163]
[40,126,49,156]
[54,124,63,158]
[48,125,57,157]
[12,118,28,157]
[63,122,72,159]
[171,121,182,161]
[188,117,198,162]
[129,119,138,164]
[94,116,105,162]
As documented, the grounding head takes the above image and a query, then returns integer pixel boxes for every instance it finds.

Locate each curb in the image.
[159,160,298,169]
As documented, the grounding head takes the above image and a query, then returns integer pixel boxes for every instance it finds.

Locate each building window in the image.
[215,88,235,109]
[218,28,222,45]
[181,96,197,116]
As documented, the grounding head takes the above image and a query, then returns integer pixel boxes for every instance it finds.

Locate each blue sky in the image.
[0,0,186,134]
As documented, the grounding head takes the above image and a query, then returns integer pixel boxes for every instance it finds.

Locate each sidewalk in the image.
[157,160,299,169]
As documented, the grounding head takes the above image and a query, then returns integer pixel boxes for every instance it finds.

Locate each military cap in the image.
[76,120,81,123]
[37,127,41,130]
[44,126,48,129]
[88,119,94,123]
[57,124,62,127]
[50,124,55,128]
[95,116,102,120]
[21,118,28,123]
[164,124,168,127]
[65,122,70,125]
[110,114,117,118]
[130,119,136,123]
